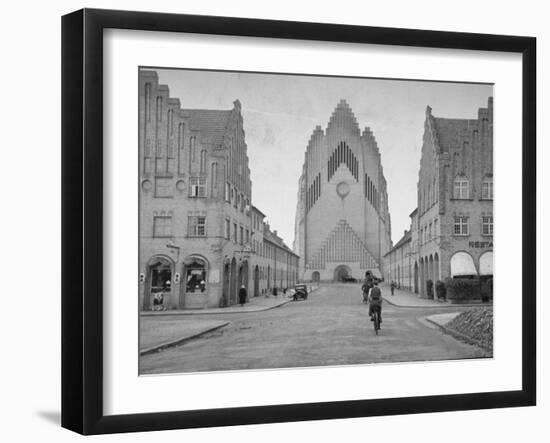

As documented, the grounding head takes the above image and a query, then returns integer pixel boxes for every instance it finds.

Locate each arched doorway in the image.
[222,260,230,307]
[419,258,425,297]
[230,258,237,305]
[414,261,419,294]
[333,264,351,282]
[479,251,493,277]
[428,255,434,298]
[312,271,320,282]
[145,255,173,310]
[240,260,249,292]
[397,265,401,288]
[450,251,477,278]
[183,256,208,294]
[254,265,260,297]
[434,253,440,282]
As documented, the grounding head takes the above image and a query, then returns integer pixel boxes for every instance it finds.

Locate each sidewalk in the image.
[141,287,319,316]
[380,283,452,308]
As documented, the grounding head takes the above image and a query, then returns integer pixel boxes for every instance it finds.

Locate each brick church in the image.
[293,100,392,282]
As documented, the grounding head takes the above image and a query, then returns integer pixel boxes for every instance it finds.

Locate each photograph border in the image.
[61,8,536,435]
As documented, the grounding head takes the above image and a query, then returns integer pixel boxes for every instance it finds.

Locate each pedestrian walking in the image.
[390,281,395,296]
[238,285,247,307]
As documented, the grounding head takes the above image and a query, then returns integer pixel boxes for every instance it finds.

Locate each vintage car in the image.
[293,284,308,301]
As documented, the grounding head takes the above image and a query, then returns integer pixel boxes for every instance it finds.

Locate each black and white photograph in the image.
[138,67,494,375]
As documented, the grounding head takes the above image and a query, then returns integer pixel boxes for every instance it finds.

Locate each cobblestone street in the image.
[140,283,490,374]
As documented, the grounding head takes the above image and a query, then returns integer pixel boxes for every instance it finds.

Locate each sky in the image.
[154,68,493,248]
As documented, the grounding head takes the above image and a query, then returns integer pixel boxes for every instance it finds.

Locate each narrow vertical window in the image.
[190,136,196,163]
[211,162,218,193]
[200,149,207,174]
[144,83,151,122]
[167,109,173,136]
[156,96,162,122]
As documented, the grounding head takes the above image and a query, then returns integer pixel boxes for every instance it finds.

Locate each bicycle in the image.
[372,307,381,335]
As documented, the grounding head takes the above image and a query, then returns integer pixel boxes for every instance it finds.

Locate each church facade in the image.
[293,100,392,282]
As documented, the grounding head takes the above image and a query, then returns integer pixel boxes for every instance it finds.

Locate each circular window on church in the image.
[336,181,350,198]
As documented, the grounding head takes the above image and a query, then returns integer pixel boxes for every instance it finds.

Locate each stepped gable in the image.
[306,220,379,270]
[432,118,476,153]
[326,99,361,136]
[362,126,380,155]
[307,125,324,146]
[184,108,232,148]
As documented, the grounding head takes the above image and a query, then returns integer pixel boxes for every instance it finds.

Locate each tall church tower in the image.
[293,100,392,282]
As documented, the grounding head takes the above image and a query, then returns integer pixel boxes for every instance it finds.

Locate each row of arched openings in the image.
[327,141,358,181]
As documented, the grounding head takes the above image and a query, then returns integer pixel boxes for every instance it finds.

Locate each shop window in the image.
[185,259,207,293]
[149,257,172,296]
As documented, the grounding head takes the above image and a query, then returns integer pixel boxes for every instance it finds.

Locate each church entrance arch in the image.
[333,265,352,282]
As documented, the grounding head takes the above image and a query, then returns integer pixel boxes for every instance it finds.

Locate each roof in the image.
[384,230,412,256]
[183,109,232,147]
[263,229,299,257]
[431,117,478,153]
[326,99,361,136]
[251,205,266,217]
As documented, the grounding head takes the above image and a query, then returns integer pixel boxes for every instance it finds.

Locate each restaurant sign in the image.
[469,241,493,248]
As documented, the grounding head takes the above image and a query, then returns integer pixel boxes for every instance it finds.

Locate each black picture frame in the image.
[61,8,536,435]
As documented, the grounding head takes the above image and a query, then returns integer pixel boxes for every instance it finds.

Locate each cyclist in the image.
[368,281,383,324]
[361,271,375,303]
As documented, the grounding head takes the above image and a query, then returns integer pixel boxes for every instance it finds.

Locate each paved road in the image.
[140,283,490,374]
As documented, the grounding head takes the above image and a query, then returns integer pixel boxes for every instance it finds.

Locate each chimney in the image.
[274,230,278,237]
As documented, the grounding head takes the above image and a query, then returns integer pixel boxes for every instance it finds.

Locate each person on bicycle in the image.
[368,281,383,324]
[361,271,375,303]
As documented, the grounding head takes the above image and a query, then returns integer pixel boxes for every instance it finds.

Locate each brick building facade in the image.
[384,98,493,297]
[293,100,392,282]
[139,70,298,310]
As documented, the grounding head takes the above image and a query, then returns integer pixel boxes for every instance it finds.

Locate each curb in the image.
[141,300,291,316]
[140,322,230,356]
[425,317,492,352]
[383,296,488,309]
